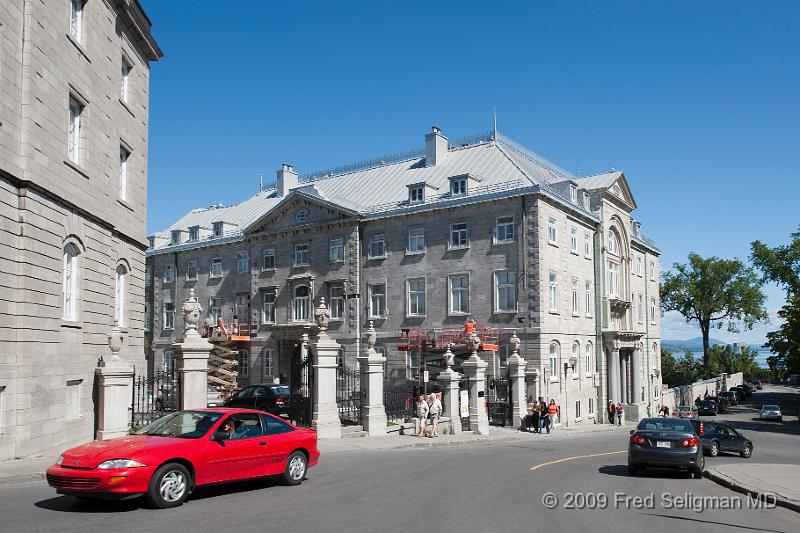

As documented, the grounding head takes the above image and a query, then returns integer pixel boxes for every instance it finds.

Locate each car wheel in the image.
[709,441,720,457]
[692,457,705,479]
[628,463,639,476]
[778,417,782,422]
[740,444,753,459]
[146,463,191,509]
[282,451,308,486]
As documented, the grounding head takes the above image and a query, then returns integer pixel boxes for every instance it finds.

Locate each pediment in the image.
[243,190,356,235]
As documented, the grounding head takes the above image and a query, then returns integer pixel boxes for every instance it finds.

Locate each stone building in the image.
[146,127,662,426]
[0,1,161,460]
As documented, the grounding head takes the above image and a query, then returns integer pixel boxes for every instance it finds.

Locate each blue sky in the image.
[142,1,799,343]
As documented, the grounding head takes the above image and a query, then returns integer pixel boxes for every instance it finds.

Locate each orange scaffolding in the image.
[396,321,499,354]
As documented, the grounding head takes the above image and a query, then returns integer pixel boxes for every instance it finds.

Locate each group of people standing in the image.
[416,392,443,438]
[524,398,559,433]
[606,401,625,425]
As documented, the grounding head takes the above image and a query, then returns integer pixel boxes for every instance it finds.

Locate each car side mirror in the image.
[629,429,634,435]
[211,431,231,442]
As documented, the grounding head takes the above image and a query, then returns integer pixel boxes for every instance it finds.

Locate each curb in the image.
[704,467,800,513]
[0,472,46,486]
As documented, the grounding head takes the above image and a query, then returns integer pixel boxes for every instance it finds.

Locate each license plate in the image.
[656,441,671,448]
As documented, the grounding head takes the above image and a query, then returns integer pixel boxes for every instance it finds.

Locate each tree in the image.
[752,228,800,375]
[661,253,767,375]
[660,347,703,387]
[709,344,759,376]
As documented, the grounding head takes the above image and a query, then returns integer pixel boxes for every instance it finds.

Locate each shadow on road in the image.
[646,513,789,533]
[597,464,694,479]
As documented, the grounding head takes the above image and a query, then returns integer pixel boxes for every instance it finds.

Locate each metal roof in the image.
[575,171,623,190]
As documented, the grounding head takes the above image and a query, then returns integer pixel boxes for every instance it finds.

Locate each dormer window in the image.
[450,178,467,197]
[170,230,182,246]
[188,226,199,241]
[582,191,590,209]
[212,222,223,237]
[409,185,424,204]
[570,184,577,203]
[148,236,155,249]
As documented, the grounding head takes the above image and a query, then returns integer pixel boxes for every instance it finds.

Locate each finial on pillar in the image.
[314,297,331,332]
[106,322,123,363]
[510,331,520,356]
[366,321,376,350]
[444,343,455,371]
[182,288,203,337]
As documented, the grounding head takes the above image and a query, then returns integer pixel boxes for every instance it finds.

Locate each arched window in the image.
[548,342,560,378]
[571,341,580,378]
[115,264,128,326]
[293,285,310,322]
[62,243,81,320]
[607,231,619,255]
[585,342,593,374]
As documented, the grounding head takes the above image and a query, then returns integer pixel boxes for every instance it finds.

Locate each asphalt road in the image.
[1,385,797,533]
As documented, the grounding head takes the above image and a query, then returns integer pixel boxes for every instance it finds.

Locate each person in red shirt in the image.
[547,399,558,432]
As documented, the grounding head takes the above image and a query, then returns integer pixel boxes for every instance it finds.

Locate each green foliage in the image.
[662,345,762,386]
[660,348,703,387]
[707,344,759,376]
[660,252,767,375]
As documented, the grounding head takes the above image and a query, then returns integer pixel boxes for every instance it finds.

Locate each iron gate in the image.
[384,378,417,422]
[289,350,314,427]
[131,367,179,430]
[486,373,511,427]
[337,367,362,425]
[460,375,471,431]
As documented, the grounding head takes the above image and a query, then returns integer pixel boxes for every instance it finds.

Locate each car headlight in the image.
[97,459,147,469]
[56,455,64,465]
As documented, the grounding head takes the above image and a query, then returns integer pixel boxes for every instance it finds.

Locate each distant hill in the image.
[662,337,763,353]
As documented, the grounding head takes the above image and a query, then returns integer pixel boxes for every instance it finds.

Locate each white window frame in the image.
[575,400,581,420]
[608,232,619,255]
[570,184,577,203]
[292,285,311,322]
[650,260,656,281]
[584,233,592,258]
[186,260,198,281]
[329,238,344,263]
[547,217,558,245]
[585,342,593,375]
[68,96,83,164]
[368,234,385,259]
[637,256,643,277]
[144,303,151,332]
[121,56,132,103]
[262,348,274,378]
[582,191,590,209]
[329,283,345,320]
[261,291,275,324]
[163,303,175,330]
[65,380,81,421]
[585,281,592,317]
[114,264,127,326]
[449,274,470,315]
[170,230,182,246]
[607,260,619,298]
[238,350,249,377]
[651,298,657,324]
[548,342,559,380]
[188,226,199,242]
[449,222,469,249]
[368,283,386,319]
[495,271,517,313]
[588,397,595,417]
[406,278,426,317]
[163,350,174,373]
[262,248,276,270]
[145,266,152,287]
[571,277,579,316]
[210,298,222,324]
[450,177,467,196]
[119,145,130,201]
[237,254,249,274]
[407,227,425,254]
[163,264,176,283]
[210,257,223,278]
[294,243,309,266]
[572,342,580,379]
[548,271,558,312]
[212,221,223,237]
[409,185,424,204]
[69,0,84,43]
[495,216,514,244]
[638,294,644,323]
[62,244,80,321]
[570,227,578,253]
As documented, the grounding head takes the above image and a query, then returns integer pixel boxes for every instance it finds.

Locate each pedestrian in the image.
[607,401,615,425]
[530,399,541,433]
[646,403,652,417]
[547,399,558,432]
[429,392,442,437]
[660,404,669,417]
[615,403,624,425]
[416,394,429,437]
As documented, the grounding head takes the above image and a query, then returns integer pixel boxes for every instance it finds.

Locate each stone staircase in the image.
[341,425,367,438]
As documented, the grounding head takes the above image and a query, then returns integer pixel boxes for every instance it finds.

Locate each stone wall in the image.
[658,372,744,414]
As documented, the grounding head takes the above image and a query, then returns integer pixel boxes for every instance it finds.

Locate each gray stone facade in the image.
[0,1,161,459]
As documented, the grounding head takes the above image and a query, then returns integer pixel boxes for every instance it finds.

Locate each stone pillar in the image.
[358,321,387,437]
[95,325,134,440]
[506,333,528,429]
[174,289,213,410]
[607,340,621,407]
[620,352,629,405]
[461,332,489,435]
[312,299,342,439]
[436,344,462,435]
[631,345,642,405]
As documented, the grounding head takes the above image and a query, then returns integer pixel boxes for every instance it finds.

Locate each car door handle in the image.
[259,441,267,446]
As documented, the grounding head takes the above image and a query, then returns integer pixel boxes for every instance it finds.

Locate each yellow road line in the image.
[529,450,627,471]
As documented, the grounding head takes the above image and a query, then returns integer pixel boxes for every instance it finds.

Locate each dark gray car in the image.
[628,418,705,478]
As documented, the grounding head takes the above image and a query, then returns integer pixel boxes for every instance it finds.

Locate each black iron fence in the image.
[337,366,362,425]
[131,368,179,431]
[460,375,471,431]
[486,373,511,427]
[384,378,417,422]
[289,352,314,427]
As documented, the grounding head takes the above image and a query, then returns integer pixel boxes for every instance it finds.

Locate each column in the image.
[461,332,489,435]
[436,345,462,435]
[95,325,134,440]
[631,344,642,406]
[358,321,387,437]
[620,353,629,405]
[311,299,342,439]
[174,289,213,410]
[607,341,621,407]
[506,333,528,430]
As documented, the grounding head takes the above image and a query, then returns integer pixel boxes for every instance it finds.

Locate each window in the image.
[368,234,385,258]
[294,244,309,266]
[607,261,619,297]
[407,351,420,380]
[329,284,344,320]
[186,260,198,281]
[409,185,424,204]
[570,228,578,252]
[163,303,174,330]
[495,271,517,312]
[369,283,386,318]
[571,277,579,315]
[585,281,592,317]
[238,350,249,377]
[119,146,130,201]
[570,184,577,203]
[65,380,81,421]
[170,230,182,246]
[210,298,222,324]
[262,348,274,378]
[145,266,152,287]
[337,348,345,369]
[235,293,249,324]
[329,238,344,262]
[450,178,467,196]
[650,261,656,281]
[588,397,595,416]
[210,257,223,278]
[449,275,469,315]
[450,222,468,248]
[212,222,223,237]
[68,96,83,163]
[261,291,275,323]
[637,256,643,276]
[295,209,309,223]
[584,234,592,257]
[164,350,174,373]
[408,227,425,253]
[69,0,83,43]
[548,271,558,312]
[575,400,581,419]
[572,342,580,378]
[407,279,426,316]
[549,342,559,379]
[547,217,557,244]
[62,243,79,320]
[293,285,310,322]
[651,298,656,324]
[262,248,275,270]
[607,232,619,255]
[121,57,132,103]
[144,304,151,332]
[638,294,643,323]
[582,191,590,209]
[237,255,249,273]
[115,264,127,326]
[188,226,199,241]
[585,342,593,374]
[494,217,514,243]
[164,264,175,283]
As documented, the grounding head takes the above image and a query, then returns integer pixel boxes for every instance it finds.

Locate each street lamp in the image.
[563,356,578,427]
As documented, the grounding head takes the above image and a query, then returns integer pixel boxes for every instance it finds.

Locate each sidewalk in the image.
[0,456,51,486]
[705,463,800,513]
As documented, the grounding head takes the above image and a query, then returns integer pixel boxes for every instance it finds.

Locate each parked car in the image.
[709,396,727,413]
[743,383,758,395]
[760,404,783,422]
[734,385,751,399]
[628,418,705,478]
[752,380,763,390]
[223,384,292,418]
[720,391,738,406]
[691,420,753,458]
[675,405,696,419]
[157,385,227,410]
[206,385,226,407]
[697,400,717,416]
[46,409,319,508]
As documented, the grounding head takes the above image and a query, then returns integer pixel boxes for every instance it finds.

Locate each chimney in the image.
[425,126,448,167]
[276,163,299,197]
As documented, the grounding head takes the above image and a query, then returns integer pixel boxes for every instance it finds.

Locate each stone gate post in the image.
[358,321,387,436]
[461,332,489,435]
[506,332,528,430]
[174,289,213,410]
[436,344,462,435]
[312,299,342,439]
[95,325,134,440]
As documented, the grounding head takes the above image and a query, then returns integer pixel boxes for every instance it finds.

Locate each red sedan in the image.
[46,408,320,508]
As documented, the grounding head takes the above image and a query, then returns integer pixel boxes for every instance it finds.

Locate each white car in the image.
[207,385,226,407]
[760,404,782,422]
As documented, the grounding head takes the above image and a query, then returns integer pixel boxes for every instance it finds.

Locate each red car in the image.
[46,408,319,508]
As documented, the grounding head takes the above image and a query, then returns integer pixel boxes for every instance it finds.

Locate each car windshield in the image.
[271,386,290,395]
[762,405,779,410]
[135,411,222,439]
[638,419,692,432]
